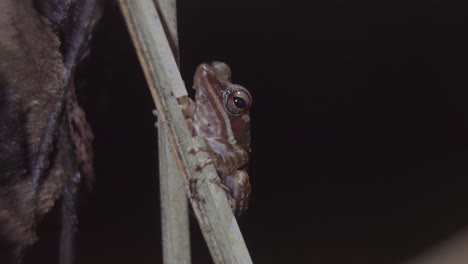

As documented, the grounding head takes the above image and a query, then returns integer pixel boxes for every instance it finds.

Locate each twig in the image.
[118,1,252,263]
[58,118,80,264]
[158,119,191,264]
[153,0,191,263]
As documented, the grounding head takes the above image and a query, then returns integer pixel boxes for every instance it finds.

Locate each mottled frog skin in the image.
[180,62,252,216]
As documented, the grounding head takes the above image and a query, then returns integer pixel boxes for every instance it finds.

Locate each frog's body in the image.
[180,62,252,216]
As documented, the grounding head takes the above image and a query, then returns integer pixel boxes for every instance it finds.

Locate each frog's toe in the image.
[195,158,214,171]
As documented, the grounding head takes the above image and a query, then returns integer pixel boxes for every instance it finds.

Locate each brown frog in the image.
[180,62,252,216]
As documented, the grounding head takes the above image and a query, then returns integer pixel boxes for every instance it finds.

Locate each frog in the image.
[179,61,252,216]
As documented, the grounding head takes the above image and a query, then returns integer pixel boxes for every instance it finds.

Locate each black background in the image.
[20,0,468,263]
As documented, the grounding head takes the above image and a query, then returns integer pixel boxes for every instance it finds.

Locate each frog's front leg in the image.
[187,145,221,173]
[193,138,249,174]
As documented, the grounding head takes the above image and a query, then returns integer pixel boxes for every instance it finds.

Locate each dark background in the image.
[21,0,468,263]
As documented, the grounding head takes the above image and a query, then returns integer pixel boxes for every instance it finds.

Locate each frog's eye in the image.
[226,88,252,115]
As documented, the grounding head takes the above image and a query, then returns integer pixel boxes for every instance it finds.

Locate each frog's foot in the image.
[209,177,230,192]
[209,177,237,211]
[152,108,169,128]
[152,109,159,128]
[188,178,200,201]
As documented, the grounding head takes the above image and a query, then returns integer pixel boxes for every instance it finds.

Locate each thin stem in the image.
[153,1,191,263]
